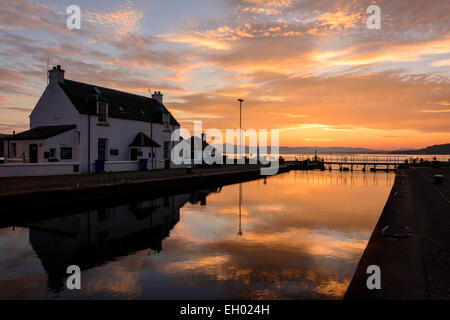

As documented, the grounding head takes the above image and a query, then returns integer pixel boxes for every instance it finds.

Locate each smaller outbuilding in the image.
[3,125,78,163]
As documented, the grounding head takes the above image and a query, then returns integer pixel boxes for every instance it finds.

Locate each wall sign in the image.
[60,147,73,160]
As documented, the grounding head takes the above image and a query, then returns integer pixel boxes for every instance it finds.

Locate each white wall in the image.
[0,162,81,177]
[103,161,139,172]
[81,114,180,173]
[30,81,80,129]
[3,129,77,163]
[29,80,181,173]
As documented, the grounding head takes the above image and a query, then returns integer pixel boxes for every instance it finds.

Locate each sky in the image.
[0,0,449,149]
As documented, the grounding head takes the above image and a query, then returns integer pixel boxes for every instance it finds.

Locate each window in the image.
[98,138,108,160]
[164,141,170,159]
[98,208,113,221]
[98,101,108,123]
[11,143,16,158]
[163,113,170,130]
[49,148,56,159]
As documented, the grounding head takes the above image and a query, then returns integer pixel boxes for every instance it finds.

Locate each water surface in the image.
[0,170,394,299]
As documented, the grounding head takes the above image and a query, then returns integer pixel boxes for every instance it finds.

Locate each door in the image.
[97,138,108,160]
[29,144,38,163]
[130,148,138,161]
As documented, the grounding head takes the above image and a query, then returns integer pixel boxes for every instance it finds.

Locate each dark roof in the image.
[7,125,76,141]
[129,132,161,148]
[0,134,11,140]
[59,80,180,126]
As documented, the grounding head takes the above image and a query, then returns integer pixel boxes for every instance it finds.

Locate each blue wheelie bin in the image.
[95,159,105,173]
[139,158,148,171]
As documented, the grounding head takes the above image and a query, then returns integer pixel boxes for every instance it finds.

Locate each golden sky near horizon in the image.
[0,0,449,149]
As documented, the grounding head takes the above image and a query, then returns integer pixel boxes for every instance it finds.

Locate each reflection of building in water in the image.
[28,190,218,292]
[188,187,222,206]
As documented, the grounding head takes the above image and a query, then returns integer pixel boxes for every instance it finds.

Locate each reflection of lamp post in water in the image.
[238,183,243,236]
[238,99,244,161]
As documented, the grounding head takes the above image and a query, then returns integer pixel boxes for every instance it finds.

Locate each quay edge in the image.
[345,167,450,299]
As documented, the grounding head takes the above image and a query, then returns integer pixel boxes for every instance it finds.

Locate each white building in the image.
[2,65,180,176]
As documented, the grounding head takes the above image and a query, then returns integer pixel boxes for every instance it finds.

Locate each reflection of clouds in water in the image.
[156,224,367,298]
[0,170,393,299]
[173,211,234,241]
[217,207,250,215]
[0,227,48,299]
[255,204,284,212]
[230,171,391,234]
[0,228,36,271]
[84,263,143,299]
[0,275,48,299]
[157,171,393,298]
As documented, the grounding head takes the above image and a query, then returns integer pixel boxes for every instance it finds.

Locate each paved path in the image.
[345,167,450,299]
[408,168,450,298]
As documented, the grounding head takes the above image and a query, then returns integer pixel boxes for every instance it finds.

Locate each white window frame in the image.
[163,141,170,159]
[97,101,108,123]
[98,138,108,160]
[11,142,17,158]
[49,148,56,159]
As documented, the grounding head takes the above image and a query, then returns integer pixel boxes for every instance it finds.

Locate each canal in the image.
[0,170,394,299]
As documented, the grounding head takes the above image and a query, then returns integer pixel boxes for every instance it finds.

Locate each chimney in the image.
[48,64,65,84]
[152,91,163,104]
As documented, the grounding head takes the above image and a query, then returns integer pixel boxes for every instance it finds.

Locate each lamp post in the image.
[238,99,244,161]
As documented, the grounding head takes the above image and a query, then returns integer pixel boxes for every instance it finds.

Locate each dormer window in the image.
[98,101,108,123]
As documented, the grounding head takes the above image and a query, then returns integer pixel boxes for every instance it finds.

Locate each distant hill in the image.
[391,143,450,155]
[209,143,450,155]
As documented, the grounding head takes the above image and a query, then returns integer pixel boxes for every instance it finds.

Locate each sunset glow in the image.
[0,0,449,149]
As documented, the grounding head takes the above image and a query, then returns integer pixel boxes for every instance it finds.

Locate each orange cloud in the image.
[85,2,144,36]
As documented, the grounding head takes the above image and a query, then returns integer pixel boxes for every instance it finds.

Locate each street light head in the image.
[238,99,244,102]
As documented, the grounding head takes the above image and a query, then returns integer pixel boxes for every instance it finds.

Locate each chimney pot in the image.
[151,91,163,104]
[48,64,65,84]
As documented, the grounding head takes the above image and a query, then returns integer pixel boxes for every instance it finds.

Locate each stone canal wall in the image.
[345,167,450,299]
[0,165,290,225]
